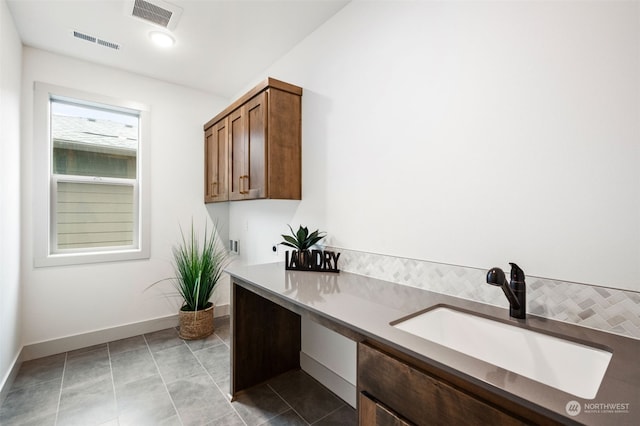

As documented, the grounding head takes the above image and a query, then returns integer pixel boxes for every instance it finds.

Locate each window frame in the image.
[34,82,151,267]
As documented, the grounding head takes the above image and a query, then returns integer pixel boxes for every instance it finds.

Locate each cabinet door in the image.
[229,107,245,200]
[204,118,228,202]
[228,92,268,200]
[360,392,413,426]
[244,92,268,199]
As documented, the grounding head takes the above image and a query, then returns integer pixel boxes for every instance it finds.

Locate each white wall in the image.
[228,0,640,403]
[20,48,229,346]
[235,0,640,292]
[0,0,23,393]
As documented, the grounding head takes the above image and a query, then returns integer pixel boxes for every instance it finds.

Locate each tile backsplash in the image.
[325,246,640,340]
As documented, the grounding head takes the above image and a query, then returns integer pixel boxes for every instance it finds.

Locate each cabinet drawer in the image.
[358,342,527,426]
[360,391,413,426]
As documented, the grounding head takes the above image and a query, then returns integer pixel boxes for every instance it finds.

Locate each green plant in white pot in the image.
[152,221,229,340]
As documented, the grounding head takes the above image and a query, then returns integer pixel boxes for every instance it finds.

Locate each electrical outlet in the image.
[229,240,239,254]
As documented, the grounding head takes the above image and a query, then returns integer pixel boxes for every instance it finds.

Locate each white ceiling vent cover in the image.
[72,30,121,51]
[126,0,183,30]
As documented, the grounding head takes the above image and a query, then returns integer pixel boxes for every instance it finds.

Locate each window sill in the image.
[34,247,150,268]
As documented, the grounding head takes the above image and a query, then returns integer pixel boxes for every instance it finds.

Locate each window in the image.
[34,83,150,266]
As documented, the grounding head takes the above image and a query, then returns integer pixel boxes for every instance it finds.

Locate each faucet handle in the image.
[509,262,525,283]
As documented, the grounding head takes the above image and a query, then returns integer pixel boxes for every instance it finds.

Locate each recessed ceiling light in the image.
[149,31,175,47]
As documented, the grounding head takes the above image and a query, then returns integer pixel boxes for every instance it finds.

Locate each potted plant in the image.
[281,224,325,253]
[151,221,229,339]
[281,225,335,271]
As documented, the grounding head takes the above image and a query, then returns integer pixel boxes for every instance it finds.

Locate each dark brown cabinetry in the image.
[359,392,412,426]
[231,282,301,395]
[204,78,302,203]
[229,92,267,200]
[204,117,228,202]
[358,342,534,426]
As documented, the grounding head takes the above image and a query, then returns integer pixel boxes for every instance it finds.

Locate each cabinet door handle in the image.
[238,175,249,194]
[210,182,217,197]
[240,175,249,194]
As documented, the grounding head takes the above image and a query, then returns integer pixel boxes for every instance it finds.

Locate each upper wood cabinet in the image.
[204,78,302,203]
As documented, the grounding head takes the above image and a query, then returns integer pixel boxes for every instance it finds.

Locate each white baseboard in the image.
[21,314,180,361]
[0,350,24,406]
[0,303,231,404]
[300,351,356,408]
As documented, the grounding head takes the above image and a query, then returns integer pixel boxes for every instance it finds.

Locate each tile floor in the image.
[0,317,356,426]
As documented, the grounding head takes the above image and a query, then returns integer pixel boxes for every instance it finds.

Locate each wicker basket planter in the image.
[178,303,214,340]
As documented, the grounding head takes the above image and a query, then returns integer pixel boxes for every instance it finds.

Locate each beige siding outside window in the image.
[54,181,135,250]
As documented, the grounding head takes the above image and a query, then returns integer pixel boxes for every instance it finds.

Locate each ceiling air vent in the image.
[126,0,183,30]
[72,31,121,51]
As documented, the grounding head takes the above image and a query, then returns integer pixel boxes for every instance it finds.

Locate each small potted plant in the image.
[281,225,339,272]
[281,225,326,253]
[151,221,229,339]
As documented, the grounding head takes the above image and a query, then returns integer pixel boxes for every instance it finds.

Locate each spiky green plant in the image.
[151,221,229,312]
[280,225,326,251]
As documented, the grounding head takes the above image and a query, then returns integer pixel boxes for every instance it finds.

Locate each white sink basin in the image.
[392,307,612,399]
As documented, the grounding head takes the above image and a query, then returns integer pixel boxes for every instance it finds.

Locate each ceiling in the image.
[7,0,350,98]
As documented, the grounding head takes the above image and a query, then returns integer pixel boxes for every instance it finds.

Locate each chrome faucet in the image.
[486,262,526,319]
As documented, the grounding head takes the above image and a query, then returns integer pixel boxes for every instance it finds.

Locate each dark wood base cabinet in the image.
[357,342,544,426]
[229,277,565,425]
[231,284,301,395]
[360,392,413,426]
